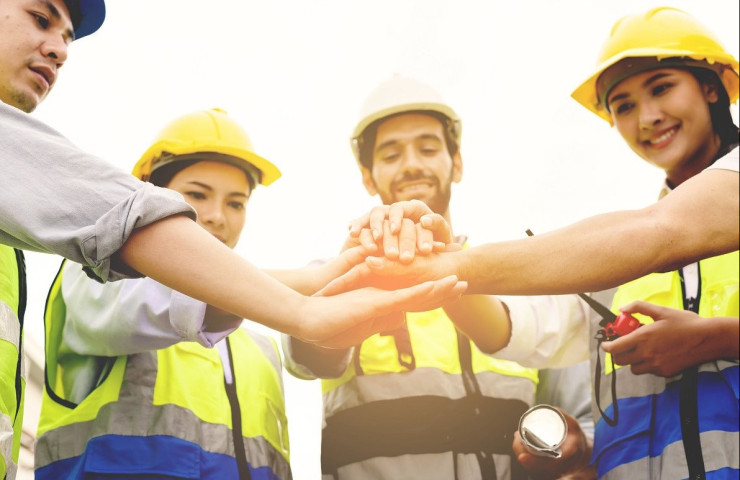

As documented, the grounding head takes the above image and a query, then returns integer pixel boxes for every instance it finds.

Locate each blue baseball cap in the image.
[64,0,106,40]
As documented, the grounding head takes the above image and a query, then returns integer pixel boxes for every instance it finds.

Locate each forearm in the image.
[266,267,322,296]
[443,295,512,353]
[456,209,734,295]
[455,169,738,295]
[119,216,307,336]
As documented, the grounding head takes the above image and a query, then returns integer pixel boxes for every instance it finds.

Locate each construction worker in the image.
[335,8,739,479]
[1,1,466,477]
[284,75,594,480]
[35,108,294,480]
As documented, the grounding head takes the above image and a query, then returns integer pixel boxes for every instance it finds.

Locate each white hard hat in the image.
[350,74,462,167]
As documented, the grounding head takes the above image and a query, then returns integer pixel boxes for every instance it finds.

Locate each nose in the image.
[199,202,226,228]
[40,35,68,68]
[638,99,664,130]
[400,145,424,171]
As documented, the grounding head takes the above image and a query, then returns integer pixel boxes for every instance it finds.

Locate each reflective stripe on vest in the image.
[320,307,537,477]
[36,263,291,480]
[590,251,739,480]
[0,246,25,480]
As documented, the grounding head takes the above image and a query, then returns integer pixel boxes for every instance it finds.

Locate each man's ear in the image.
[452,152,463,184]
[360,166,378,195]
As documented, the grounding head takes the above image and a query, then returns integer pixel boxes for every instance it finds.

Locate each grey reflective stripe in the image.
[324,367,535,417]
[1,412,17,479]
[0,301,20,348]
[324,451,514,480]
[590,336,739,415]
[601,430,739,480]
[36,349,291,479]
[245,329,283,379]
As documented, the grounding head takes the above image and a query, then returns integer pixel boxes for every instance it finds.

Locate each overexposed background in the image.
[24,1,738,478]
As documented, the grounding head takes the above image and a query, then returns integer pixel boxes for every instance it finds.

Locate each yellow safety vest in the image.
[591,251,739,480]
[0,246,25,480]
[35,261,291,480]
[321,306,539,478]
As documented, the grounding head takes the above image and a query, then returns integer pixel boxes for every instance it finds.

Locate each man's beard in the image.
[379,170,452,215]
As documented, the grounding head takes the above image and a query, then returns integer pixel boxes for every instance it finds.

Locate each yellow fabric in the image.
[38,265,289,461]
[0,245,22,478]
[605,251,739,374]
[322,307,538,394]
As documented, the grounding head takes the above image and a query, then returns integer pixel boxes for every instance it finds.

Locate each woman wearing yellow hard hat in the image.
[513,7,739,480]
[35,109,296,480]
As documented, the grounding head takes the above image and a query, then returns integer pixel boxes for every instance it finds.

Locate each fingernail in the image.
[366,256,382,266]
[372,229,380,240]
[400,250,413,262]
[421,242,431,252]
[390,222,397,233]
[387,247,398,257]
[420,215,431,227]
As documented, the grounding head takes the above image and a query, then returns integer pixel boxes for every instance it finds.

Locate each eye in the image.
[32,12,50,29]
[228,201,246,211]
[380,152,400,163]
[184,191,206,200]
[652,83,672,96]
[613,102,634,116]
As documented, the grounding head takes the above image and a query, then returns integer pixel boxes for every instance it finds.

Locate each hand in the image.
[317,250,459,297]
[601,301,735,377]
[513,409,594,480]
[347,201,459,263]
[296,274,467,348]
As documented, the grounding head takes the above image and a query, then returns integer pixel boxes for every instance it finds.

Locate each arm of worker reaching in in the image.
[337,164,739,295]
[1,103,467,349]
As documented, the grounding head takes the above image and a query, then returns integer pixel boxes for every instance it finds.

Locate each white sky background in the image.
[23,1,738,478]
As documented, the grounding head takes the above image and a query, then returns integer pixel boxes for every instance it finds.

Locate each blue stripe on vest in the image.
[34,434,284,480]
[594,366,739,477]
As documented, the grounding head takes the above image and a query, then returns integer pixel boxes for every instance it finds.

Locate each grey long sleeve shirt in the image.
[1,102,195,281]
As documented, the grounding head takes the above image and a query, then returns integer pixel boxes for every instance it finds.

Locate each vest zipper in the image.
[222,336,252,480]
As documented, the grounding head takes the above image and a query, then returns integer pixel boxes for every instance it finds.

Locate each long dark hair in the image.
[689,68,740,156]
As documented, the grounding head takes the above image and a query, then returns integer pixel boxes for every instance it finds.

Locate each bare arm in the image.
[342,168,738,295]
[117,215,467,347]
[443,295,513,353]
[457,167,738,294]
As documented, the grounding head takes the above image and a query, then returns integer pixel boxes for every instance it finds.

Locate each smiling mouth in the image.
[645,126,679,147]
[396,182,434,196]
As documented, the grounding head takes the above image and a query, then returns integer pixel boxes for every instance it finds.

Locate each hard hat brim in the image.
[572,50,740,125]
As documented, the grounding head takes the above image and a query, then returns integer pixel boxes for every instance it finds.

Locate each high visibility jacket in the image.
[591,251,739,480]
[320,306,539,480]
[0,246,26,480]
[35,263,292,480]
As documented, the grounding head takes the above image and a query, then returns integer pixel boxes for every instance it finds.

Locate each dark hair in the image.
[689,68,740,154]
[357,111,459,169]
[147,158,201,188]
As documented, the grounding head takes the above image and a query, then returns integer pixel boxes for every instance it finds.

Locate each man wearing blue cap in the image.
[0,2,470,478]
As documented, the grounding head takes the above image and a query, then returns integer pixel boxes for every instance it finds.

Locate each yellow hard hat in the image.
[572,6,740,124]
[133,108,281,186]
[350,75,462,167]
